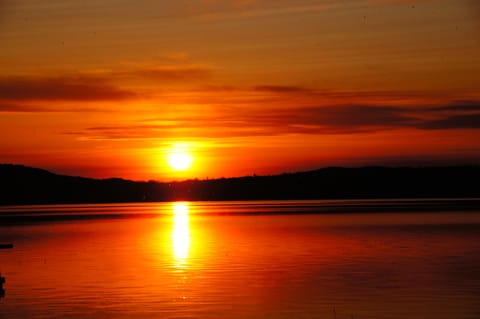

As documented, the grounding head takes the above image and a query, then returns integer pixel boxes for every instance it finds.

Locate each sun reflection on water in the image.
[172,202,190,265]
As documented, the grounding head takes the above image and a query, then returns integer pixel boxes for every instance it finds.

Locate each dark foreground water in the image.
[1,200,480,319]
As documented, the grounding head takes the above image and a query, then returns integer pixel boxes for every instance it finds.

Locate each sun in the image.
[167,150,193,171]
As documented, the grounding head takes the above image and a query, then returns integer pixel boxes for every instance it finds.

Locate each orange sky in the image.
[1,0,480,181]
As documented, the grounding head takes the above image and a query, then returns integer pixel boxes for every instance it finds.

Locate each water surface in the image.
[1,200,480,318]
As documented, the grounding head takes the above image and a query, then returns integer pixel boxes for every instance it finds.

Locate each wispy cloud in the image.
[259,100,480,133]
[419,114,480,130]
[174,0,435,21]
[429,101,480,113]
[65,99,480,140]
[273,105,414,132]
[0,103,47,112]
[0,64,212,107]
[111,65,211,82]
[253,85,312,93]
[0,75,135,101]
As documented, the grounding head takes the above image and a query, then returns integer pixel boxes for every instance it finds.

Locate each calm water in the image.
[1,200,480,319]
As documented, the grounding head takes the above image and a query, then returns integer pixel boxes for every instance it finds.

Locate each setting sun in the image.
[167,148,193,171]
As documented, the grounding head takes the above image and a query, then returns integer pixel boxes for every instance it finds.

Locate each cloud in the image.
[113,65,211,82]
[175,0,439,21]
[420,101,480,129]
[221,104,417,135]
[0,103,46,112]
[0,75,135,101]
[277,105,414,131]
[420,114,480,130]
[0,102,112,113]
[254,85,312,93]
[0,64,211,105]
[430,100,480,113]
[266,102,480,133]
[174,0,337,20]
[65,100,480,141]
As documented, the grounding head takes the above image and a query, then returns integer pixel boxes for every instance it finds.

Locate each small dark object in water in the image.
[0,275,5,294]
[0,244,13,249]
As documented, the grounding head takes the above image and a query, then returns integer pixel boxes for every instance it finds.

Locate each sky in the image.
[1,0,479,181]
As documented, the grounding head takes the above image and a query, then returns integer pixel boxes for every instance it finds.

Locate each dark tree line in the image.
[1,164,480,205]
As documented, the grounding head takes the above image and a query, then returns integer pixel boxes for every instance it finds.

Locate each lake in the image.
[1,200,480,319]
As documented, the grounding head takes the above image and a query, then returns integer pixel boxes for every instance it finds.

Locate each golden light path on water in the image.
[172,202,190,265]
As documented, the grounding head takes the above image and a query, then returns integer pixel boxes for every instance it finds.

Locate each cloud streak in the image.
[419,114,480,130]
[173,0,437,21]
[253,85,312,93]
[0,65,211,107]
[112,66,211,82]
[65,100,480,140]
[0,75,135,102]
[0,103,46,112]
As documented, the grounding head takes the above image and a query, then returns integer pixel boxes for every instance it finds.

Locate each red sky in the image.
[1,0,479,181]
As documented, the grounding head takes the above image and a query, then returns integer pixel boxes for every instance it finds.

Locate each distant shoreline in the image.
[2,164,480,206]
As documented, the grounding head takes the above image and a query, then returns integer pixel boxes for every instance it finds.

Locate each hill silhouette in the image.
[1,164,480,205]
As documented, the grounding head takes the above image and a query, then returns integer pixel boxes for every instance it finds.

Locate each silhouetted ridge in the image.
[1,164,480,205]
[0,164,149,205]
